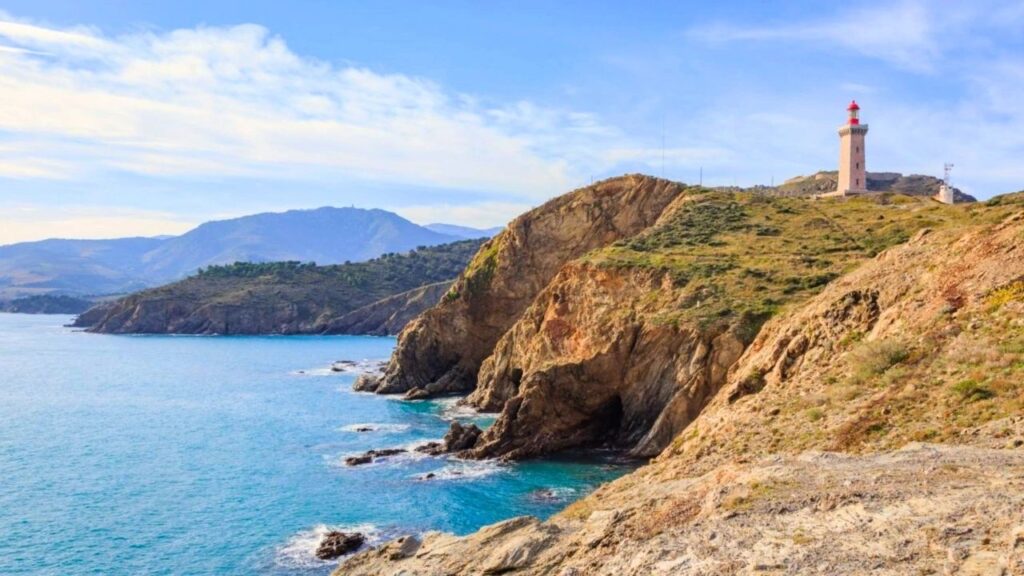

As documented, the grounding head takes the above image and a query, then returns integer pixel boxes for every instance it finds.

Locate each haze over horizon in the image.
[0,0,1022,244]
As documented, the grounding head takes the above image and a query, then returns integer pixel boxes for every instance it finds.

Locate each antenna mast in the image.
[943,162,954,188]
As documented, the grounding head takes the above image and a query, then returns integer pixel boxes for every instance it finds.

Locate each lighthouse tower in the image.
[836,100,869,195]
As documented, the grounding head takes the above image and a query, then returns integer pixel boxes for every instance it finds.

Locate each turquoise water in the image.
[0,314,633,575]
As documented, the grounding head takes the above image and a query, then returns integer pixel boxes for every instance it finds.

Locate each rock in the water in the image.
[331,360,357,372]
[404,387,431,400]
[415,422,483,456]
[444,421,482,452]
[352,374,381,392]
[344,448,407,466]
[315,531,365,560]
[415,441,444,456]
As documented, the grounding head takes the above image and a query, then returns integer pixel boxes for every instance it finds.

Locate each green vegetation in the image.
[848,339,910,381]
[952,379,996,402]
[587,190,978,331]
[462,240,500,297]
[116,238,485,319]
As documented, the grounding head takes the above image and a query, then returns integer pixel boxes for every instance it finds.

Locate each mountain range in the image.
[0,207,498,299]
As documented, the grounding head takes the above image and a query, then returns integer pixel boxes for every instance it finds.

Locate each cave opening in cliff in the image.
[591,394,625,447]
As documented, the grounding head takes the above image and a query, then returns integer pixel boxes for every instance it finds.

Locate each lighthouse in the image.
[836,100,869,195]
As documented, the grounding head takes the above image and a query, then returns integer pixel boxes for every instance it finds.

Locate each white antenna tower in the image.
[943,162,954,187]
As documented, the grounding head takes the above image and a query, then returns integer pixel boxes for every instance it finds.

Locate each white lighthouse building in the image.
[836,100,869,195]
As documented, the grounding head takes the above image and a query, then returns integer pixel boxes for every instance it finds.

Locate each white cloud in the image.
[395,201,535,229]
[0,17,633,198]
[0,205,197,244]
[690,0,941,72]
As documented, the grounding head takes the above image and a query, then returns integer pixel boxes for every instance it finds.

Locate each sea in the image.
[0,313,634,575]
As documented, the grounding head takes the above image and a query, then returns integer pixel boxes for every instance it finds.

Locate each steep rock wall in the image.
[366,175,687,396]
[466,262,745,458]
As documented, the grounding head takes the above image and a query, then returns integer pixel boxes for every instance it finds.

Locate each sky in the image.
[0,0,1022,244]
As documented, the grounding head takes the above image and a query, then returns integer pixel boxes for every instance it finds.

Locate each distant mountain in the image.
[0,237,167,299]
[0,207,461,298]
[424,223,503,239]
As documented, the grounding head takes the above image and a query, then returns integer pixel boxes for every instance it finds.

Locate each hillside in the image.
[73,239,483,335]
[0,207,462,298]
[774,171,977,202]
[339,182,1024,574]
[0,294,95,314]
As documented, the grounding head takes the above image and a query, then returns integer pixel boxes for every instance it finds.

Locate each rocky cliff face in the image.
[362,175,687,397]
[338,194,1024,576]
[453,189,974,459]
[321,281,451,336]
[466,261,746,459]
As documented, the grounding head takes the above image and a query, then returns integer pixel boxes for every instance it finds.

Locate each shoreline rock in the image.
[315,531,365,560]
[416,422,483,456]
[344,448,407,466]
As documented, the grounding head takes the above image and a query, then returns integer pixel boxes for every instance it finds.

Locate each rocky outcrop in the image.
[315,531,365,560]
[465,262,746,459]
[366,175,687,396]
[416,421,483,456]
[339,444,1024,575]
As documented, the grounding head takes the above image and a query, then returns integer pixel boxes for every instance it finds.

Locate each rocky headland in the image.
[336,174,1024,574]
[72,239,483,335]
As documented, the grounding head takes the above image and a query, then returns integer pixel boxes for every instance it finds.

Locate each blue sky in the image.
[0,0,1021,243]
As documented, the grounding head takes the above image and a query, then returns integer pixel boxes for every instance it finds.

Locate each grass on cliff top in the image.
[586,189,982,331]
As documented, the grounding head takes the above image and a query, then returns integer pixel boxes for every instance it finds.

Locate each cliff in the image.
[357,175,687,396]
[369,176,983,459]
[338,193,1024,575]
[73,239,482,335]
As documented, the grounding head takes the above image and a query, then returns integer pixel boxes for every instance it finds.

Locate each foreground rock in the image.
[315,531,365,560]
[338,443,1024,575]
[415,422,482,456]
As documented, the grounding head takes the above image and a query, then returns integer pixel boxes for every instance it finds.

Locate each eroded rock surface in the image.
[339,444,1024,575]
[372,175,686,397]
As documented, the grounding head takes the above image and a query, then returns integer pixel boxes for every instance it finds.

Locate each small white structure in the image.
[937,163,955,204]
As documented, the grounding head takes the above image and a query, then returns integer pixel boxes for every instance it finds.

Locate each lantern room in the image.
[847,100,861,125]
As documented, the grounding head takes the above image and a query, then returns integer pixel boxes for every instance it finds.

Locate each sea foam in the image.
[274,523,380,569]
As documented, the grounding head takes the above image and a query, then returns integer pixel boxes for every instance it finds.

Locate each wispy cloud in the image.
[689,1,941,72]
[394,201,536,229]
[0,205,197,244]
[0,16,637,197]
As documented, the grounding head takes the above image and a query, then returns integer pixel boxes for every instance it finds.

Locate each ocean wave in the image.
[432,397,482,420]
[291,358,387,378]
[414,459,507,482]
[274,523,380,569]
[338,423,411,434]
[333,442,435,468]
[525,486,579,504]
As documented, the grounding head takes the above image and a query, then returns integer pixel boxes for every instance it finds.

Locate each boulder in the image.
[444,421,482,452]
[352,374,381,392]
[315,531,365,560]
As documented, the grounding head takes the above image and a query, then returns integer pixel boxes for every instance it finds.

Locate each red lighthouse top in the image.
[847,100,861,125]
